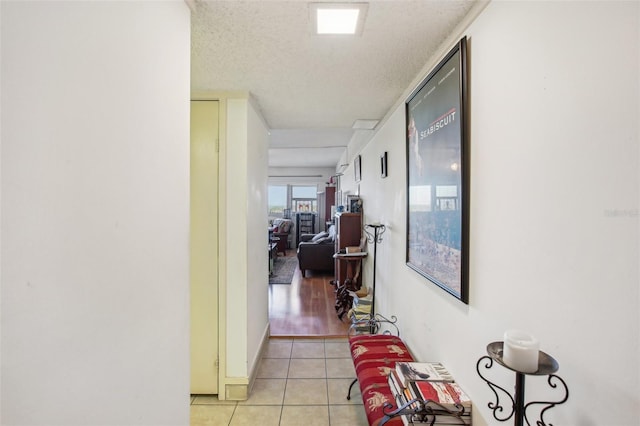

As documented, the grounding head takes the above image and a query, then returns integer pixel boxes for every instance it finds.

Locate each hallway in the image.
[190,338,368,426]
[268,250,350,337]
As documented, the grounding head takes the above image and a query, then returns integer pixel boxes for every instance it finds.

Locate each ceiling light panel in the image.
[310,3,368,35]
[318,9,359,34]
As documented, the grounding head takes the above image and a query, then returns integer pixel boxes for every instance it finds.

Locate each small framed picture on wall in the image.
[380,152,388,178]
[354,155,362,182]
[347,195,362,213]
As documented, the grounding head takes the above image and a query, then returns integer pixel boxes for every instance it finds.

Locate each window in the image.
[292,199,317,212]
[291,185,318,213]
[268,185,319,215]
[268,185,287,215]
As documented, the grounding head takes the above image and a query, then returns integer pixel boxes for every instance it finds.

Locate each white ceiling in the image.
[191,0,477,169]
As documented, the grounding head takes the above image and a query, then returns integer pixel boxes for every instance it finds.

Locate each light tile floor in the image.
[190,338,368,426]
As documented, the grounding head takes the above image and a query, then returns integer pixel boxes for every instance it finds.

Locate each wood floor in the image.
[268,250,350,337]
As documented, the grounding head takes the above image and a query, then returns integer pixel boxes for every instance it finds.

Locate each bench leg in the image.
[346,378,358,400]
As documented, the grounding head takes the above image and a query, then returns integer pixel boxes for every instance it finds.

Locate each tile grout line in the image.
[283,338,295,423]
[324,338,332,426]
[226,403,238,426]
[279,341,289,425]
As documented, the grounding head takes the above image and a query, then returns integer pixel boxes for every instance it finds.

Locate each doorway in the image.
[190,100,220,393]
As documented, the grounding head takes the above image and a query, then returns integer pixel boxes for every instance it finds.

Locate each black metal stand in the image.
[476,342,569,426]
[363,223,386,317]
[379,399,469,426]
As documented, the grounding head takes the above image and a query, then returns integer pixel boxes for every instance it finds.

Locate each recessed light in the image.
[310,3,368,35]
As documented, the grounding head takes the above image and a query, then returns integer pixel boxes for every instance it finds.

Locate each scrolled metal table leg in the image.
[346,378,358,400]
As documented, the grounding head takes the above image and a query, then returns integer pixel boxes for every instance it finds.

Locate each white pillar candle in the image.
[502,330,540,373]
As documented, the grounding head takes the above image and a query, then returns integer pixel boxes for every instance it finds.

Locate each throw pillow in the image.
[311,231,329,242]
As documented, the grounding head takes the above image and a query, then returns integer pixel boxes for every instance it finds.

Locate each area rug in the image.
[269,256,298,285]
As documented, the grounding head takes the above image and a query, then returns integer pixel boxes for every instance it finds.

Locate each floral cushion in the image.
[349,334,415,426]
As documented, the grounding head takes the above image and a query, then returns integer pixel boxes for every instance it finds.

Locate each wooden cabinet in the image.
[324,186,336,226]
[333,212,363,319]
[334,212,362,286]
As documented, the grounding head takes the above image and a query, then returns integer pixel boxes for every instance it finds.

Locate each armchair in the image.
[269,218,293,256]
[296,227,336,277]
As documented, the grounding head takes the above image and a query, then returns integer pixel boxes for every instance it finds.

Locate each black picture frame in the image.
[405,37,469,304]
[354,155,362,182]
[380,152,388,178]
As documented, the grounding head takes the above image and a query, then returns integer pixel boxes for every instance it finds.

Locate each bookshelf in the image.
[295,212,315,247]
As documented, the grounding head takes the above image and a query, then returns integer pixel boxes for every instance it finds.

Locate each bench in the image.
[346,315,415,426]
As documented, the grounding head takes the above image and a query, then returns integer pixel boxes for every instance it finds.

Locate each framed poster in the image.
[405,37,469,304]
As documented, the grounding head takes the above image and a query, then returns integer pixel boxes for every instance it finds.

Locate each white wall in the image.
[246,100,270,377]
[355,1,639,425]
[225,99,250,379]
[224,97,270,385]
[1,1,191,425]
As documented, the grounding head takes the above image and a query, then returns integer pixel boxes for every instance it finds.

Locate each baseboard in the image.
[224,379,249,400]
[221,324,270,401]
[247,323,271,394]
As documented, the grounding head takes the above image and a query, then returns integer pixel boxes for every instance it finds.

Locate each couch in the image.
[296,227,336,277]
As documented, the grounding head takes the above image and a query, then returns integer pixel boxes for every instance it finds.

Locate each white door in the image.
[190,100,219,394]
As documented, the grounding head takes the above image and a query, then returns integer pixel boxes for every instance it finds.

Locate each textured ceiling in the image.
[191,0,476,168]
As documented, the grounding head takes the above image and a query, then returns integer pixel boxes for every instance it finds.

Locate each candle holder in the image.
[476,342,569,426]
